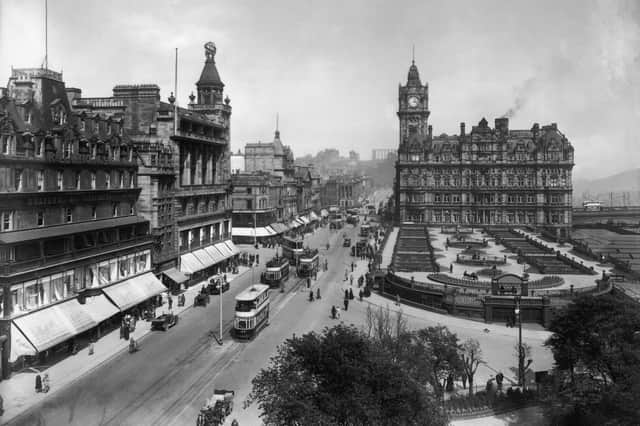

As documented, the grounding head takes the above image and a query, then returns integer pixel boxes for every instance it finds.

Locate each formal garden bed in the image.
[446,388,539,420]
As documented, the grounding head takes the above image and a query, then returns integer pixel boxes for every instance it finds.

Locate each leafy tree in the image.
[246,324,447,426]
[412,326,463,397]
[543,295,640,425]
[460,338,483,396]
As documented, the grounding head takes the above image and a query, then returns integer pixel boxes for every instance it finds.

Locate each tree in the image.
[543,295,640,425]
[246,324,447,426]
[460,338,483,396]
[412,326,463,397]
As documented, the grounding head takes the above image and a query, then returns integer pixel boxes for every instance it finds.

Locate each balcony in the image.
[0,234,152,276]
[175,184,229,197]
[176,208,231,226]
[173,128,227,145]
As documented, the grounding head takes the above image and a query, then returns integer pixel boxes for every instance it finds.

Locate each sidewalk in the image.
[0,266,251,423]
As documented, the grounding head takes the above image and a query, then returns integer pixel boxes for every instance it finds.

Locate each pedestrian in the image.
[168,296,173,310]
[344,289,349,300]
[88,343,95,356]
[351,261,355,272]
[309,290,314,302]
[359,289,363,301]
[344,298,349,311]
[395,294,401,306]
[344,269,348,281]
[349,288,354,300]
[42,373,50,393]
[350,275,354,286]
[449,263,453,273]
[461,372,468,389]
[331,305,337,319]
[316,288,321,300]
[307,277,311,289]
[35,374,42,393]
[496,372,504,392]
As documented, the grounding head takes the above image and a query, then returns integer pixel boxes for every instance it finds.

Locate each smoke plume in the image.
[502,77,537,119]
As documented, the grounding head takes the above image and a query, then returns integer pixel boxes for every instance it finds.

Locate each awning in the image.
[224,240,240,256]
[309,212,320,221]
[265,226,278,236]
[215,242,233,259]
[82,295,119,323]
[204,245,226,264]
[298,216,311,224]
[13,298,97,352]
[295,218,306,225]
[163,267,189,284]
[255,227,272,237]
[10,323,36,362]
[269,223,289,234]
[289,220,301,228]
[102,272,167,312]
[232,227,255,238]
[180,252,204,274]
[320,209,329,217]
[193,248,217,268]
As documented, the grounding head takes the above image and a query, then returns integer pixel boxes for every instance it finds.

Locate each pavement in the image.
[0,265,252,423]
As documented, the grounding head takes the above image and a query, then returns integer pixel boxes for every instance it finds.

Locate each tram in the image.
[260,256,290,288]
[282,235,304,266]
[360,224,371,237]
[234,284,270,339]
[297,248,319,278]
[583,200,602,211]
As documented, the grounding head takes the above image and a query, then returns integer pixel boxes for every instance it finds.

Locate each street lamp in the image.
[514,296,527,389]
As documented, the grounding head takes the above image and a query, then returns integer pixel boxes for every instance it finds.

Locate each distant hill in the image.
[573,168,640,206]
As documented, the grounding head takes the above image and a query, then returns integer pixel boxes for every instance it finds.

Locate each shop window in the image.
[37,211,44,227]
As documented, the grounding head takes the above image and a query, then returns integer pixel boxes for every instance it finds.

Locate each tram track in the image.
[99,273,309,426]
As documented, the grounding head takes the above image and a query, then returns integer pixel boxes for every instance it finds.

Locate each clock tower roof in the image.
[197,42,224,88]
[407,60,421,86]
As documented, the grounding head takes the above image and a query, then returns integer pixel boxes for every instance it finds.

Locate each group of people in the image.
[119,313,137,341]
[35,373,50,394]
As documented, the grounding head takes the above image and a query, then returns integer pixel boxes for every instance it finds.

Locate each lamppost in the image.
[514,295,524,388]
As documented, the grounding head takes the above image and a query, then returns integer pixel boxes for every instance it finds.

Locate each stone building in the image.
[394,60,574,239]
[321,174,368,209]
[0,67,161,378]
[244,127,294,178]
[77,42,236,289]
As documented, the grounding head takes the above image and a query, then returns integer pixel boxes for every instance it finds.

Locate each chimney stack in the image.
[460,122,466,136]
[495,117,509,133]
[428,125,433,138]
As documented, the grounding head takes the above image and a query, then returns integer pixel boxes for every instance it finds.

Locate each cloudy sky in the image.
[1,0,639,179]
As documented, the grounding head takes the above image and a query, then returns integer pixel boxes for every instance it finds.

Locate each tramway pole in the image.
[219,280,223,344]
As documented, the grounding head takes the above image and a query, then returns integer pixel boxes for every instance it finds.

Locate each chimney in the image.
[495,117,509,133]
[428,125,433,138]
[460,122,466,136]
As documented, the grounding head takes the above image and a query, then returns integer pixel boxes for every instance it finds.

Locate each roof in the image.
[197,42,224,87]
[235,284,270,301]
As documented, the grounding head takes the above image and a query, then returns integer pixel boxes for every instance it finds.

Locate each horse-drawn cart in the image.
[196,389,235,426]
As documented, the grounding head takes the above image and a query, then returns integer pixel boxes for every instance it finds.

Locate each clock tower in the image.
[397,60,430,146]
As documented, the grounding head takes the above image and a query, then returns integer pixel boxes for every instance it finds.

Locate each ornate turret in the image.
[196,42,224,106]
[407,60,422,86]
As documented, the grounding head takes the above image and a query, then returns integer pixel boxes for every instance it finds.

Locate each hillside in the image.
[573,168,640,206]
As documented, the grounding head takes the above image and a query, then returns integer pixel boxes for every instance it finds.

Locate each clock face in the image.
[408,96,419,107]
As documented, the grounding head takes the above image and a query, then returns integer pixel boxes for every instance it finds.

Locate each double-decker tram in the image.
[297,248,319,278]
[260,255,290,288]
[234,284,270,339]
[360,224,371,237]
[281,235,304,266]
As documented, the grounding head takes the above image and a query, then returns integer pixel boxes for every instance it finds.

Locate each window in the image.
[2,211,14,231]
[91,172,96,189]
[63,141,72,159]
[112,203,118,217]
[119,172,124,188]
[129,205,135,215]
[80,119,85,131]
[75,171,81,190]
[92,206,97,220]
[105,172,110,189]
[91,144,96,159]
[65,207,73,223]
[246,187,251,194]
[37,211,44,227]
[36,138,42,156]
[106,145,112,160]
[107,124,112,135]
[57,170,64,190]
[37,170,44,191]
[14,168,23,191]
[1,135,9,154]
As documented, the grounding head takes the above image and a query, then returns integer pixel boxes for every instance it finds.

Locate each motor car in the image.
[343,238,351,247]
[151,313,179,331]
[209,278,230,295]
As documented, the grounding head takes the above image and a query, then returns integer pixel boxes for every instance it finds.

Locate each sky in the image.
[1,0,639,180]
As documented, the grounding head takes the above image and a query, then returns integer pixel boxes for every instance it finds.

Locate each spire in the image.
[197,42,224,88]
[412,44,415,65]
[275,113,280,138]
[407,52,421,87]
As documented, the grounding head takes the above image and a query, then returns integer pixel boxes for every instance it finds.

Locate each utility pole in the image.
[515,296,524,388]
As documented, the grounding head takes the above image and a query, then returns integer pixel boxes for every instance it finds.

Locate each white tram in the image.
[297,248,319,278]
[234,284,270,339]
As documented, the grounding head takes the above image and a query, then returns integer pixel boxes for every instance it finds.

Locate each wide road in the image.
[6,224,351,426]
